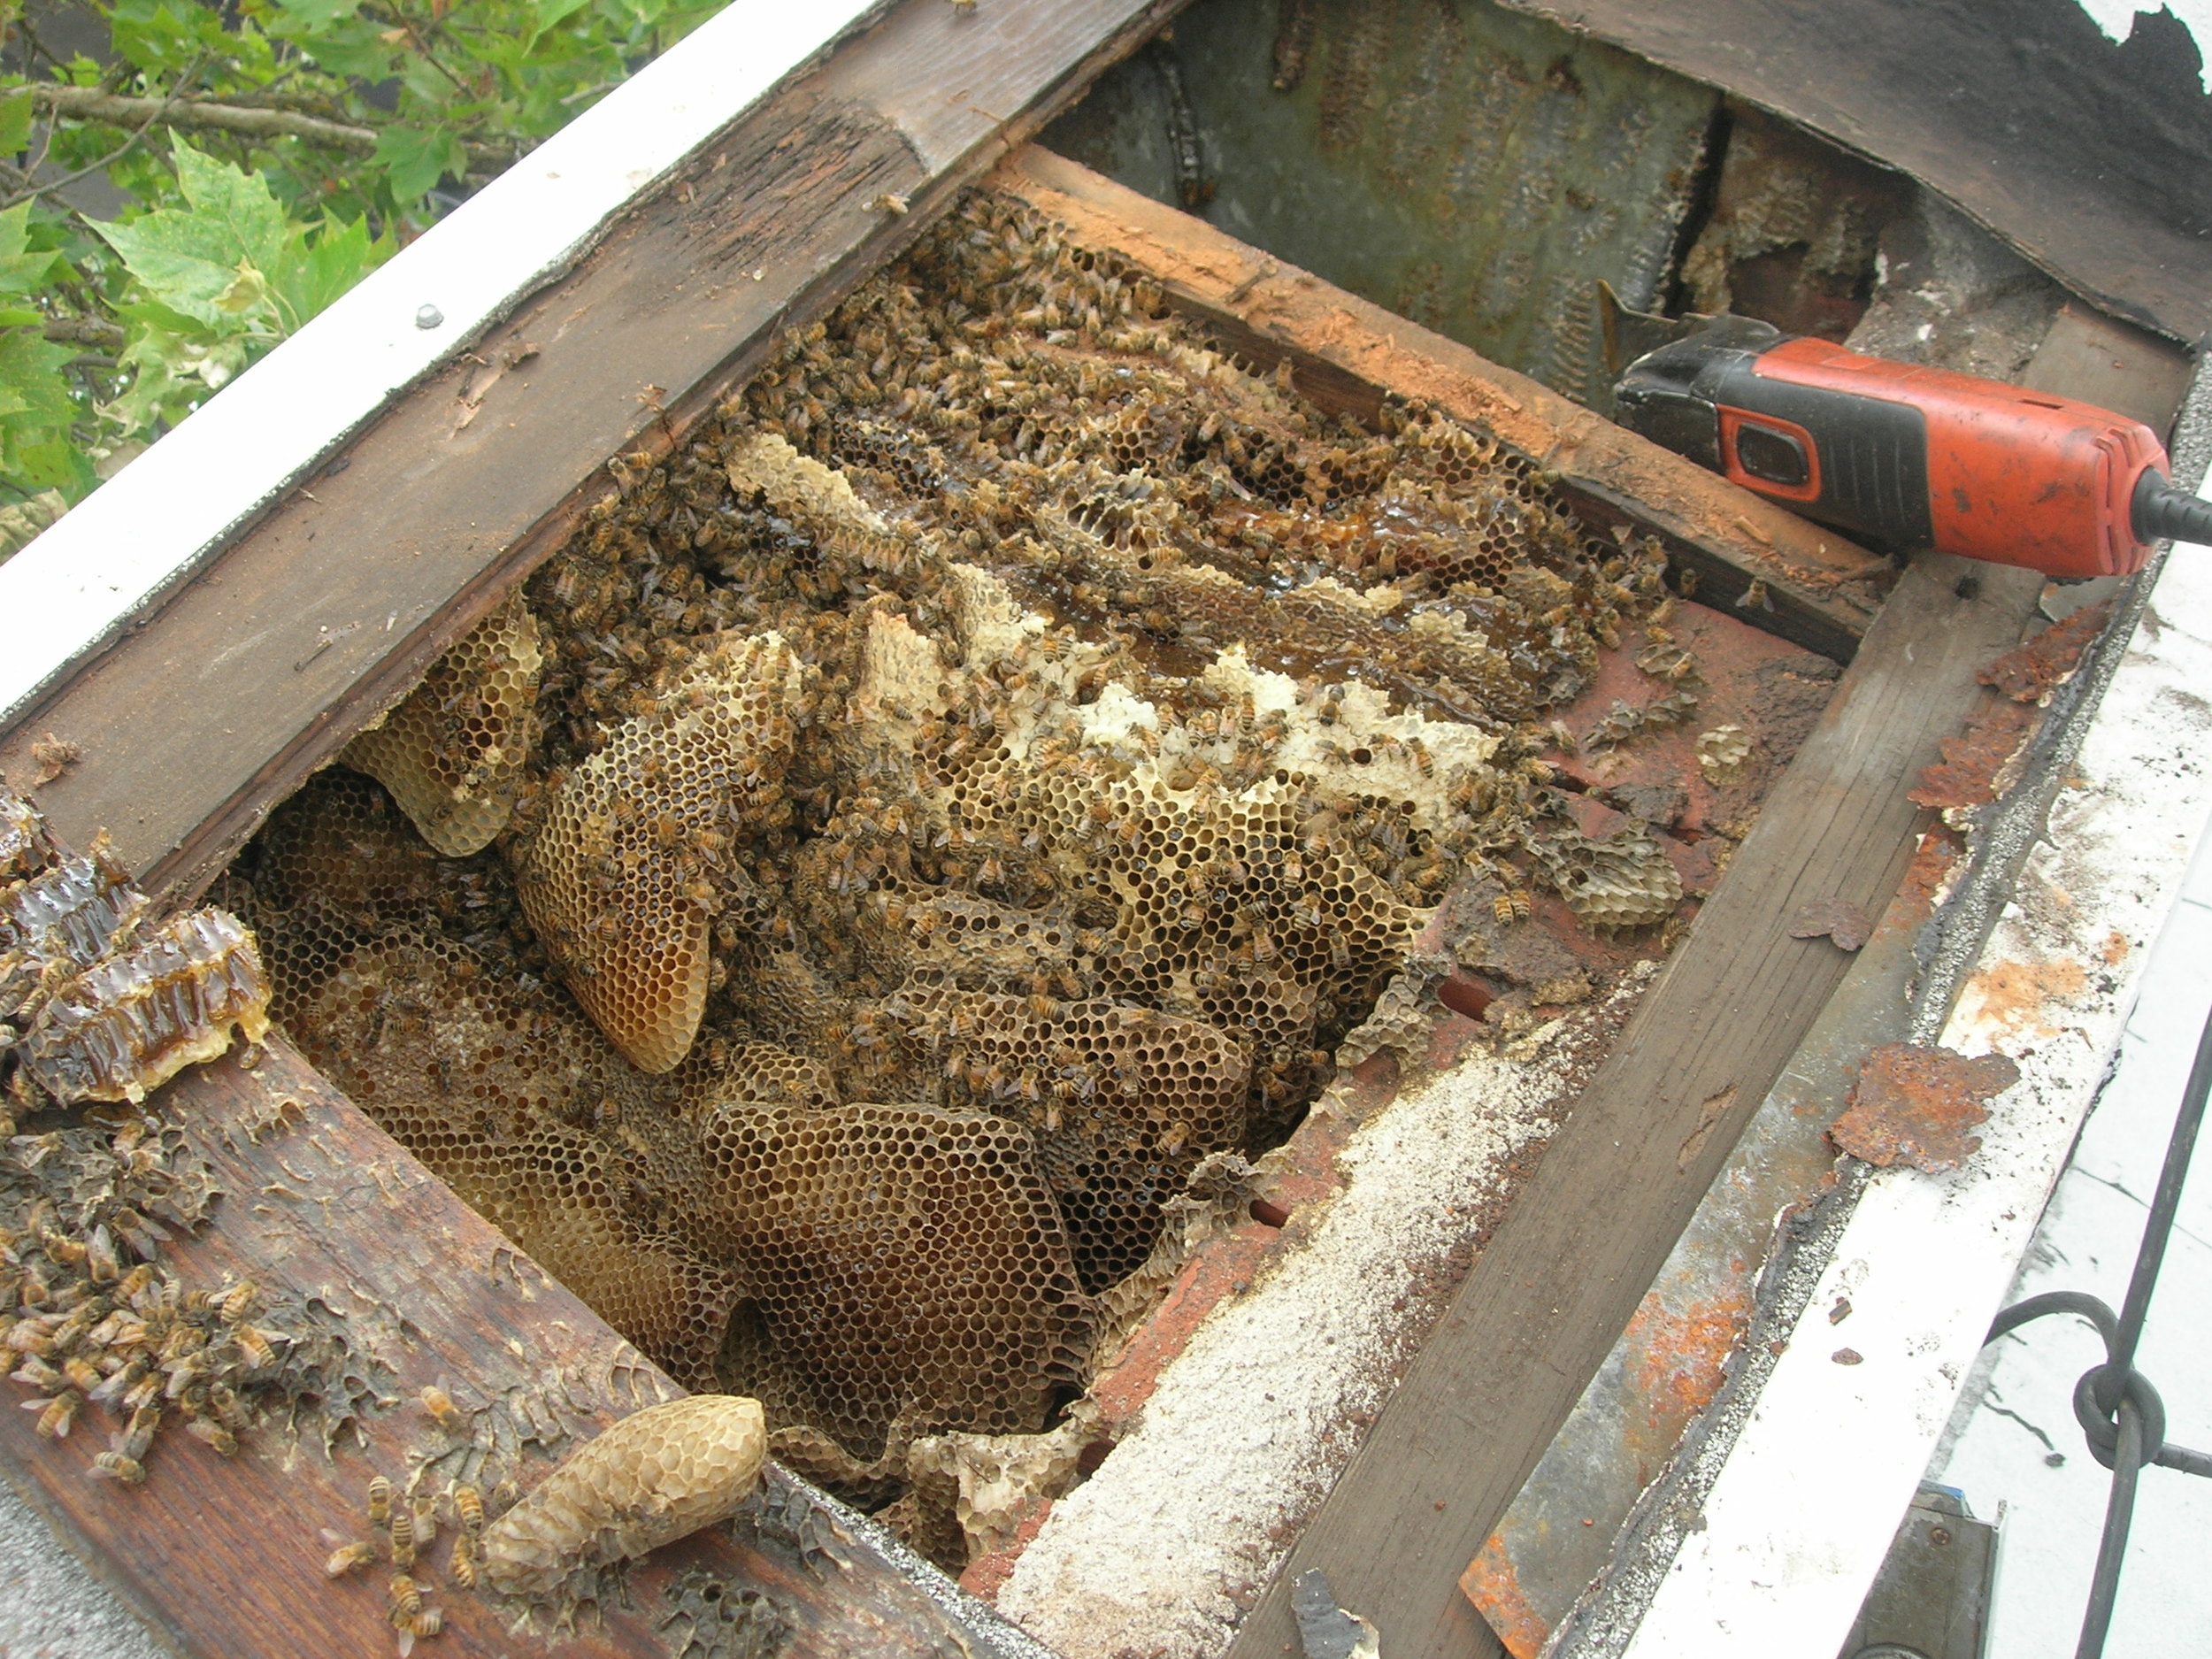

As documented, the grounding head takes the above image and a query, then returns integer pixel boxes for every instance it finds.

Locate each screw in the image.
[416,304,445,330]
[1929,1525,1952,1545]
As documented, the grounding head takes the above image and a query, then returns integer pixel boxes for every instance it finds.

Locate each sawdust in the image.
[994,967,1655,1659]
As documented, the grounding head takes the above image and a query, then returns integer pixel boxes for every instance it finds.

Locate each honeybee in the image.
[231,1325,278,1373]
[119,1402,161,1459]
[419,1385,465,1433]
[215,1280,258,1325]
[448,1532,477,1589]
[184,1417,237,1456]
[367,1475,392,1528]
[388,1502,416,1569]
[90,1452,145,1484]
[33,1388,81,1439]
[325,1540,378,1578]
[451,1483,485,1537]
[387,1573,422,1624]
[84,1228,119,1286]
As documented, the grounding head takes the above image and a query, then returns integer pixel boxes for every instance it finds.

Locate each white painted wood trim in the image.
[0,0,881,729]
[1616,548,2212,1656]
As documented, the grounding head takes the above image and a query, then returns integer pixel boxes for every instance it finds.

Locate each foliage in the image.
[0,0,721,510]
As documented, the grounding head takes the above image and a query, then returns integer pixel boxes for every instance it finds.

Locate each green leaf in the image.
[276,214,390,323]
[371,126,466,204]
[0,204,65,303]
[0,88,34,157]
[270,0,363,26]
[0,327,87,493]
[534,0,595,32]
[92,139,297,330]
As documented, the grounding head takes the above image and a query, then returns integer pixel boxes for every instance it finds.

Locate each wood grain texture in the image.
[1219,553,2046,1659]
[0,0,1190,911]
[0,1037,997,1658]
[995,147,1892,663]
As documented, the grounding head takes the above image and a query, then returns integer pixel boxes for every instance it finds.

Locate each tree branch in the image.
[44,316,127,350]
[30,86,518,171]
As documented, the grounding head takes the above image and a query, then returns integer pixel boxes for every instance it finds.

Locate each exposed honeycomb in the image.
[341,594,543,856]
[22,908,270,1104]
[1,789,269,1110]
[237,189,1692,1563]
[699,1100,1090,1460]
[480,1394,766,1599]
[510,634,804,1072]
[1530,822,1684,932]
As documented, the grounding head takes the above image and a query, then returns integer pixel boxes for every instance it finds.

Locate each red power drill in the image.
[1612,317,2212,578]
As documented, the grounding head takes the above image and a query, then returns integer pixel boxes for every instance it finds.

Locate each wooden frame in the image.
[0,26,2131,1655]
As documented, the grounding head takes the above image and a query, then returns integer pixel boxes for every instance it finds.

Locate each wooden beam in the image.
[0,1039,1015,1658]
[1217,552,2047,1659]
[0,0,1189,910]
[995,147,1893,664]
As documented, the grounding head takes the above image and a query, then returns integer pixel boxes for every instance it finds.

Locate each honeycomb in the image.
[238,189,1690,1561]
[1,789,270,1110]
[480,1394,766,1599]
[22,907,270,1104]
[509,633,803,1073]
[698,1100,1090,1460]
[341,594,544,856]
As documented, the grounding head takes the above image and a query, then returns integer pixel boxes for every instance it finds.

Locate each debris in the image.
[1831,1042,2021,1171]
[1695,724,1751,780]
[27,733,81,787]
[1978,601,2111,703]
[1831,1348,1863,1366]
[1292,1568,1381,1659]
[1789,897,1872,951]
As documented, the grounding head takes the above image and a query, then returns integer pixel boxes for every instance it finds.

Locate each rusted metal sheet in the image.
[1829,1043,2022,1172]
[1905,700,2040,815]
[1980,599,2115,703]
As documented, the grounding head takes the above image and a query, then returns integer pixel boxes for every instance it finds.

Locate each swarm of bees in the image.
[234,188,1699,1569]
[0,784,388,1512]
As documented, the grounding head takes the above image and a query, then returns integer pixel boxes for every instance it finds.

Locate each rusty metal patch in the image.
[1906,699,2038,813]
[1831,1043,2021,1171]
[1789,898,1871,951]
[1979,601,2112,704]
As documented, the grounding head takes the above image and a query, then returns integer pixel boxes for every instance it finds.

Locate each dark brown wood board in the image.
[0,0,1193,911]
[0,1036,1004,1658]
[995,147,1893,663]
[1217,551,2049,1659]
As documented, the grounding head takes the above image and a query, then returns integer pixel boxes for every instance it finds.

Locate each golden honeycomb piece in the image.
[481,1395,766,1598]
[342,594,544,856]
[512,633,803,1074]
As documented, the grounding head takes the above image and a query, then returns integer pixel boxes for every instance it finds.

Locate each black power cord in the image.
[1985,994,2212,1657]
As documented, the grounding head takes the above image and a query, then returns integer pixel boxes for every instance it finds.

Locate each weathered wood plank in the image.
[1217,552,2047,1659]
[995,146,1892,663]
[0,1037,1010,1659]
[0,0,1190,910]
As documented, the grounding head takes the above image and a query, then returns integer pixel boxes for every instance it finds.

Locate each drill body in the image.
[1613,317,2207,578]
